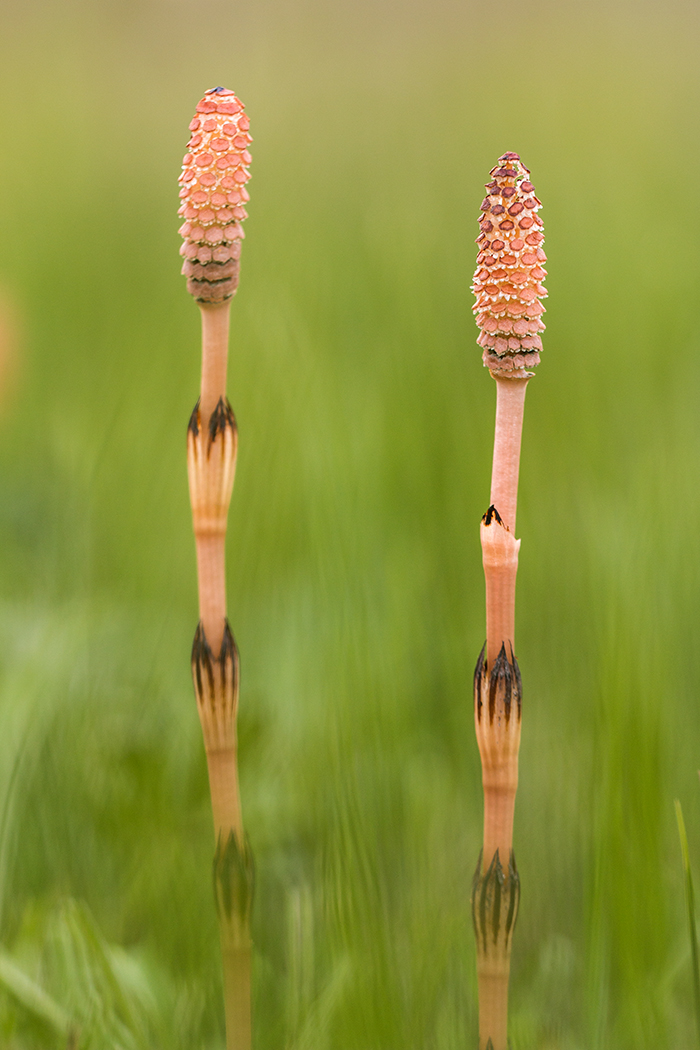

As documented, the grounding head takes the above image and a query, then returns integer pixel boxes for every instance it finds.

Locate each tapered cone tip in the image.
[178,87,252,303]
[472,153,547,377]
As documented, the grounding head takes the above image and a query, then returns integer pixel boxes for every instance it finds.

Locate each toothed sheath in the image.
[471,153,544,1050]
[182,88,253,1050]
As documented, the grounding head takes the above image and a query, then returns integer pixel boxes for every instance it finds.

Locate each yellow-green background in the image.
[0,0,699,1045]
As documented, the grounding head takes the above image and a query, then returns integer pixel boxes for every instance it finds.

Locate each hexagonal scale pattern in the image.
[472,153,547,377]
[178,88,252,303]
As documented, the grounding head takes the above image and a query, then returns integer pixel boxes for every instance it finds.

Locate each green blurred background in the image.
[1,0,700,1045]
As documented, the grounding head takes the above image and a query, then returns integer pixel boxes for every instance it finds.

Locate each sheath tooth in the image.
[187,397,238,538]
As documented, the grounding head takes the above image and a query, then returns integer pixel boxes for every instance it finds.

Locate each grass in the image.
[1,0,700,1045]
[675,801,700,1047]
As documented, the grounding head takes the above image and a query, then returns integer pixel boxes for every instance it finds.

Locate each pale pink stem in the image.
[196,535,228,658]
[482,514,520,672]
[483,375,528,670]
[481,768,518,874]
[489,376,529,535]
[207,747,244,843]
[200,301,231,427]
[196,300,232,657]
[478,975,509,1050]
[474,374,528,1050]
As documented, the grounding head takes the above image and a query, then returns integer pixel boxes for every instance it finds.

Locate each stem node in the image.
[191,620,239,753]
[472,850,520,1050]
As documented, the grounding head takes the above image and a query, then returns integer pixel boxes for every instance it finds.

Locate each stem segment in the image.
[489,377,528,536]
[472,374,528,1050]
[188,300,253,1050]
[201,302,231,428]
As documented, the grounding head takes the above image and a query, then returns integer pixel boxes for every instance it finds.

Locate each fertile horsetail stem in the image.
[180,87,253,1050]
[470,153,547,1050]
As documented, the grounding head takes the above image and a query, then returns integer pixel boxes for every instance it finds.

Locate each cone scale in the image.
[180,87,253,1050]
[470,153,546,1050]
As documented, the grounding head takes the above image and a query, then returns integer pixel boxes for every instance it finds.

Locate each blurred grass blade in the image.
[0,948,72,1035]
[674,799,700,1046]
[291,957,351,1050]
[46,898,153,1049]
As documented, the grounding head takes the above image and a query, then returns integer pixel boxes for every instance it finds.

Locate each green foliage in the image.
[675,801,700,1047]
[0,897,159,1049]
[1,0,700,1046]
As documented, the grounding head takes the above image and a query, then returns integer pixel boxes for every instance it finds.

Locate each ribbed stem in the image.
[474,646,522,876]
[196,535,228,658]
[213,825,254,1050]
[471,845,520,1050]
[478,973,509,1050]
[473,373,529,1050]
[482,778,517,877]
[221,944,252,1050]
[200,302,231,427]
[188,297,252,1050]
[207,746,244,844]
[481,509,520,675]
[489,376,528,535]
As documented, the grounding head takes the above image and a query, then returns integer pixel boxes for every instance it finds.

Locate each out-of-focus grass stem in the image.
[675,799,700,1047]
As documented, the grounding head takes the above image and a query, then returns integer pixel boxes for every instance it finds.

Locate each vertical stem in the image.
[195,535,228,658]
[489,376,528,535]
[675,800,700,1048]
[196,301,233,659]
[478,973,509,1050]
[221,943,252,1050]
[481,762,518,879]
[188,297,253,1050]
[471,150,545,1050]
[208,746,244,845]
[201,302,231,427]
[472,374,529,1050]
[482,509,520,677]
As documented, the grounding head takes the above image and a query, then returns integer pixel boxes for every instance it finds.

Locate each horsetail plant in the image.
[178,87,253,1050]
[471,153,547,1050]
